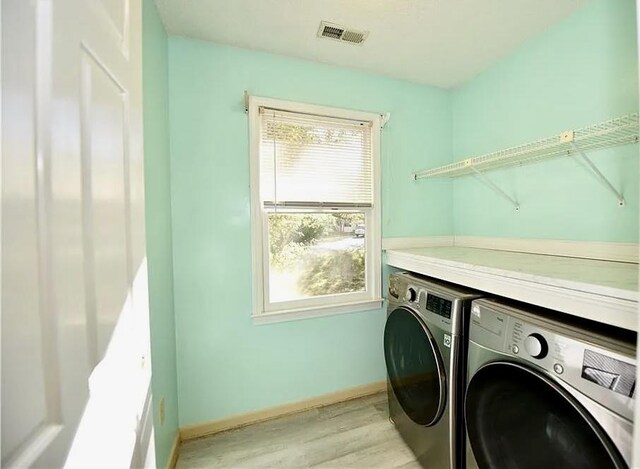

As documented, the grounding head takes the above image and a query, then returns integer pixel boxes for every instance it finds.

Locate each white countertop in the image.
[385,247,639,331]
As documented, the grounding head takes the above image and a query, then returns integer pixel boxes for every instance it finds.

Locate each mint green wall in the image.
[167,37,452,426]
[451,0,639,242]
[142,1,179,466]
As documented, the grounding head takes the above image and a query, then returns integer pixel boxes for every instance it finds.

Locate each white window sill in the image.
[252,299,385,325]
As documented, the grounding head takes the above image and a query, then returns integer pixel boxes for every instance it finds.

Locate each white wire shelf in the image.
[413,113,639,179]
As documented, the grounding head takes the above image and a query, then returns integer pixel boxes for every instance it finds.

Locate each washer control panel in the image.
[388,273,481,335]
[426,294,452,320]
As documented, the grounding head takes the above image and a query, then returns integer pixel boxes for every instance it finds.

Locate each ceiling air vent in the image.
[317,21,369,45]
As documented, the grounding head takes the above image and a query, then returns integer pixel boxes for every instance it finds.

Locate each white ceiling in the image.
[155,0,590,89]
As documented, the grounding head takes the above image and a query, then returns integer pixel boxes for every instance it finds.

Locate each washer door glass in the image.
[384,306,446,426]
[466,362,627,469]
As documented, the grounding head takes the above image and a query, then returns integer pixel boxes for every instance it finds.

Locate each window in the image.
[249,96,382,322]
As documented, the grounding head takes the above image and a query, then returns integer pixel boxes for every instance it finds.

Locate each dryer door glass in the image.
[384,307,446,426]
[466,362,626,469]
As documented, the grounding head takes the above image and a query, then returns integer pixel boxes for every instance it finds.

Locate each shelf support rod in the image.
[471,167,520,211]
[570,142,625,206]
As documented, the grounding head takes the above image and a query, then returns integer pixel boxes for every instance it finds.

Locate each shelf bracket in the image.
[471,167,520,211]
[570,142,625,206]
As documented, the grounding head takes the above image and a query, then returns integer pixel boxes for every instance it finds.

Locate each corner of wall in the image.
[142,0,181,467]
[165,24,182,436]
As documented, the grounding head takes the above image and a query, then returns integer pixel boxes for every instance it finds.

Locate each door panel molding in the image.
[88,0,131,57]
[2,0,145,465]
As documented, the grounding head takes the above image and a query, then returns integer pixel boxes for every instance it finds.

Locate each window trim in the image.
[248,95,383,322]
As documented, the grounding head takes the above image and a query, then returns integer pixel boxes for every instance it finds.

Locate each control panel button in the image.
[510,345,519,354]
[524,333,548,359]
[406,287,417,302]
[553,363,564,375]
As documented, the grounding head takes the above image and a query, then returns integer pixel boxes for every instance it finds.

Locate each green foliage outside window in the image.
[299,250,365,296]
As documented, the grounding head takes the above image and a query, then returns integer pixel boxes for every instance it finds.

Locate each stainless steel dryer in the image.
[384,272,482,469]
[465,298,637,469]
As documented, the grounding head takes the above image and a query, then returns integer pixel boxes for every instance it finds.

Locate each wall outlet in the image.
[159,397,166,426]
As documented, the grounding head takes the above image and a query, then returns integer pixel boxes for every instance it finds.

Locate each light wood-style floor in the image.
[176,392,421,468]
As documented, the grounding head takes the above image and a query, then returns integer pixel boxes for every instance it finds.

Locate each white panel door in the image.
[1,0,146,466]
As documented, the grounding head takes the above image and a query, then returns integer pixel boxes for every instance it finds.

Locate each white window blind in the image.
[259,108,373,208]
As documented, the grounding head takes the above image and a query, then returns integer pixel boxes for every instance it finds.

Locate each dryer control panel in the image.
[469,299,636,422]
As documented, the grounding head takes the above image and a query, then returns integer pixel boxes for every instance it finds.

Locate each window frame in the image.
[248,96,383,324]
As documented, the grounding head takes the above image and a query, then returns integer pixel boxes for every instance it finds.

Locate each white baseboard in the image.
[454,236,638,263]
[167,431,181,469]
[179,381,386,441]
[166,432,180,469]
[382,236,453,250]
